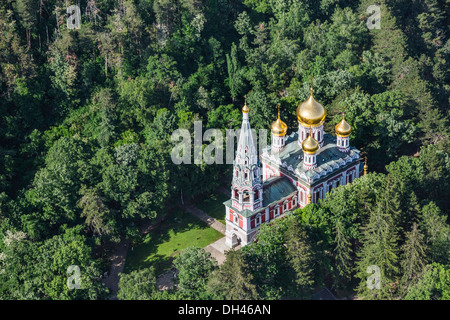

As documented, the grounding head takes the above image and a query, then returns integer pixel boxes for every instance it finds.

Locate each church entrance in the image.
[231,233,241,247]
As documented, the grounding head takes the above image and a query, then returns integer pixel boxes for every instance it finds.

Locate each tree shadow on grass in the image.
[194,192,228,223]
[124,208,214,276]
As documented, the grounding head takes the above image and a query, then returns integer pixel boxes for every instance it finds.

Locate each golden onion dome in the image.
[296,87,326,126]
[302,131,319,154]
[271,106,287,137]
[242,95,249,113]
[335,106,352,137]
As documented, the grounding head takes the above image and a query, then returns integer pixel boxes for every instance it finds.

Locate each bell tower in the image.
[230,96,263,212]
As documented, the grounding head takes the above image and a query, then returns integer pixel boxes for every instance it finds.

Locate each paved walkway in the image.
[156,268,178,291]
[184,201,226,235]
[102,238,131,299]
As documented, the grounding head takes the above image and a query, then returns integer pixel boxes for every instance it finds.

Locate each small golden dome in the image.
[242,95,249,113]
[297,87,326,126]
[271,106,287,136]
[302,130,319,154]
[335,106,352,137]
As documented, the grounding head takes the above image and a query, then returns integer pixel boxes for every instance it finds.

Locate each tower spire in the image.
[242,95,249,113]
[364,156,368,175]
[232,95,262,213]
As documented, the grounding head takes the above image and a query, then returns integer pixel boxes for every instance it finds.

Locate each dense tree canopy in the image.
[0,0,448,300]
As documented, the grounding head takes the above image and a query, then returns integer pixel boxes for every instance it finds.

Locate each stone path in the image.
[184,201,229,265]
[156,268,178,291]
[184,201,226,235]
[204,236,239,266]
[102,238,131,299]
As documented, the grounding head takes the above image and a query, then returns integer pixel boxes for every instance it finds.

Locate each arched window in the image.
[317,131,321,141]
[243,191,250,202]
[255,215,261,226]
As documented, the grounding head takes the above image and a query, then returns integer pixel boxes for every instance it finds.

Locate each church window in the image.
[243,191,250,202]
[317,131,321,141]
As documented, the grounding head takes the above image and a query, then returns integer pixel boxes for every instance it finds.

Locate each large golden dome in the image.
[296,87,326,126]
[271,106,287,136]
[335,106,352,137]
[302,131,319,154]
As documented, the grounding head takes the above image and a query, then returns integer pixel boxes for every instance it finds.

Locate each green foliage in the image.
[0,0,448,301]
[400,223,428,293]
[173,246,218,299]
[333,219,353,289]
[0,226,109,300]
[207,250,259,300]
[405,263,450,300]
[284,218,315,298]
[117,267,157,300]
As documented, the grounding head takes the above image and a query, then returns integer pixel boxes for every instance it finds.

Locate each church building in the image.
[224,87,366,248]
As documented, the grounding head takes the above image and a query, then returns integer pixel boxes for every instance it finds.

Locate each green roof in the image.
[261,132,361,184]
[223,176,297,218]
[262,176,297,207]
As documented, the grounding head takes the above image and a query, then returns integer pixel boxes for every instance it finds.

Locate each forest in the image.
[0,0,449,300]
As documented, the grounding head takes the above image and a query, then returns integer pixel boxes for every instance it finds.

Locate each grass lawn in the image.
[123,209,223,276]
[195,192,228,225]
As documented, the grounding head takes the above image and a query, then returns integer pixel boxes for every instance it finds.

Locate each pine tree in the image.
[400,222,428,296]
[355,200,400,299]
[333,219,353,289]
[284,218,314,298]
[206,250,258,300]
